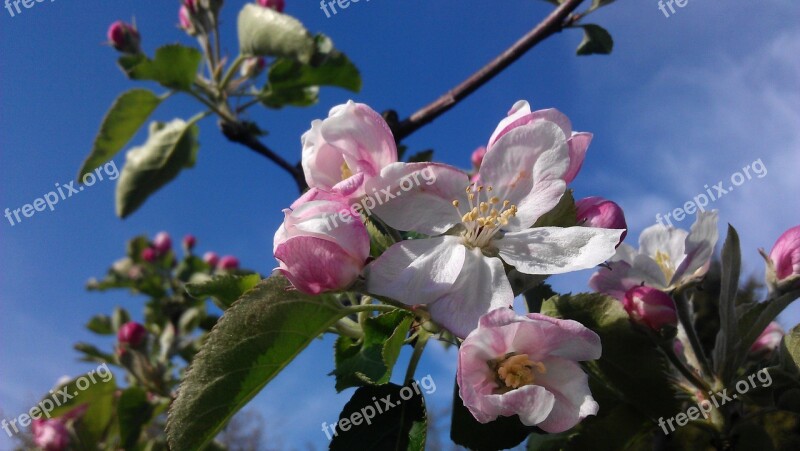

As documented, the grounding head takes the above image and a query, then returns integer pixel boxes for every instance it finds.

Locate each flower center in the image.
[452,184,517,249]
[489,352,547,393]
[654,250,676,282]
[340,162,353,181]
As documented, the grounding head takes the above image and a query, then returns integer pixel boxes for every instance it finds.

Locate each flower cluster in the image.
[274,100,628,428]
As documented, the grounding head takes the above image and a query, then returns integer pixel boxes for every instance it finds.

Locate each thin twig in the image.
[393,0,586,140]
[219,120,308,192]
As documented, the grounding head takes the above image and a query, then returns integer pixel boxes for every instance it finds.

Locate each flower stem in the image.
[674,291,714,380]
[659,340,710,393]
[404,331,429,383]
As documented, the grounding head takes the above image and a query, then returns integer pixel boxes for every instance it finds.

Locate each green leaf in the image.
[533,189,577,228]
[112,306,131,331]
[542,293,681,419]
[329,383,427,451]
[714,225,743,383]
[118,387,154,450]
[736,288,800,369]
[591,0,616,9]
[78,89,162,180]
[266,35,361,92]
[74,342,116,364]
[451,377,534,450]
[115,116,201,218]
[406,150,434,163]
[332,310,413,391]
[86,314,114,335]
[365,217,396,258]
[782,325,800,373]
[42,369,117,445]
[576,24,614,56]
[522,282,557,314]
[118,45,202,91]
[237,4,315,63]
[166,275,346,450]
[186,274,262,310]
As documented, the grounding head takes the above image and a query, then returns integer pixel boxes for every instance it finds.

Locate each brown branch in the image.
[220,120,308,193]
[393,0,586,141]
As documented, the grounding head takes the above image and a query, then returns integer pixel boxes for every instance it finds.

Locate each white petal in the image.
[487,100,533,149]
[639,224,688,267]
[365,236,466,306]
[672,211,719,284]
[535,358,599,433]
[363,162,470,235]
[428,250,514,338]
[478,121,569,230]
[497,227,623,275]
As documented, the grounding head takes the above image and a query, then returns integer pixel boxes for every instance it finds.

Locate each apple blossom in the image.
[217,256,240,270]
[118,321,147,347]
[590,211,719,300]
[471,146,487,169]
[141,247,156,263]
[765,225,800,290]
[240,57,266,79]
[203,251,219,267]
[32,418,69,451]
[179,4,194,34]
[301,101,397,199]
[107,21,141,54]
[749,321,784,356]
[487,100,592,184]
[153,232,172,255]
[622,286,677,330]
[257,0,285,12]
[576,196,628,244]
[183,234,197,251]
[274,198,369,294]
[457,308,601,432]
[365,105,623,337]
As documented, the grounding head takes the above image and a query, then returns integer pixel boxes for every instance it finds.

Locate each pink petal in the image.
[535,358,599,433]
[563,132,592,184]
[275,236,364,294]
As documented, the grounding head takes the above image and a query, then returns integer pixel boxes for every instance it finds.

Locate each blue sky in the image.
[1,0,798,449]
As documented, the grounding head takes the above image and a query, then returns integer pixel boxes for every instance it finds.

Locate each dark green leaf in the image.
[86,314,114,335]
[118,45,202,90]
[118,387,154,450]
[533,190,577,228]
[542,293,680,419]
[329,382,426,451]
[576,25,614,56]
[115,116,201,218]
[522,283,557,314]
[186,274,262,310]
[406,150,434,163]
[781,325,800,373]
[166,275,345,450]
[112,306,131,331]
[79,89,162,180]
[332,310,412,391]
[237,4,315,63]
[737,288,800,369]
[365,217,396,258]
[74,342,116,364]
[451,377,535,450]
[714,225,742,383]
[266,35,361,93]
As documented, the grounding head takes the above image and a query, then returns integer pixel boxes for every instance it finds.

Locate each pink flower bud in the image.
[107,21,141,54]
[576,196,628,244]
[769,225,800,284]
[32,418,69,451]
[622,286,677,330]
[118,321,147,347]
[179,5,194,33]
[153,232,172,255]
[203,251,219,267]
[274,197,370,295]
[183,234,197,250]
[749,321,784,356]
[140,247,156,263]
[471,146,487,168]
[217,255,240,270]
[257,0,285,12]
